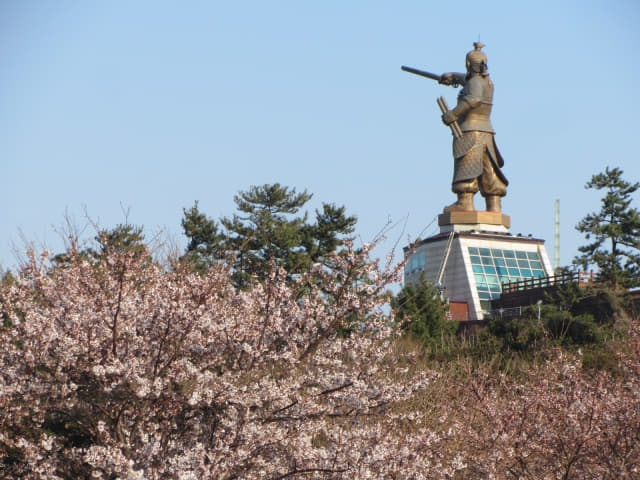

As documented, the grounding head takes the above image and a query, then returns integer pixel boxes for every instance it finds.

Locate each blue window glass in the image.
[468,246,549,309]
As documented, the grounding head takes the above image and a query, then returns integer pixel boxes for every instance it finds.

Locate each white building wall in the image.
[405,232,552,321]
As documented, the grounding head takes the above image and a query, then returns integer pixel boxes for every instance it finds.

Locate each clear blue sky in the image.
[2,1,639,272]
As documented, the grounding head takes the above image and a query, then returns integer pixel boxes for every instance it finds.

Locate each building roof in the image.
[404,230,547,252]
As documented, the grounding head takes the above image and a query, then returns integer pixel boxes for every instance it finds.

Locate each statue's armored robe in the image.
[450,74,508,196]
[451,131,508,195]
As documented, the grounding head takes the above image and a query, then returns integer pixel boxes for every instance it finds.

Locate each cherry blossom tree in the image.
[1,233,639,478]
[1,237,442,478]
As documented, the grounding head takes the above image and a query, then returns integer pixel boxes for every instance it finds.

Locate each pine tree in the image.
[181,184,357,285]
[220,184,312,284]
[51,223,148,267]
[94,224,147,260]
[392,275,456,344]
[303,203,357,265]
[181,201,224,273]
[574,167,640,288]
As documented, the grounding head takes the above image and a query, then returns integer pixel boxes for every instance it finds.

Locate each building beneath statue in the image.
[404,211,553,321]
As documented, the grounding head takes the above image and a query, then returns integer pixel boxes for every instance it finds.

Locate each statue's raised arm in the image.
[400,66,466,88]
[438,72,466,87]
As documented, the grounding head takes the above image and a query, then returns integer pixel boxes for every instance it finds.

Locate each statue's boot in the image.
[443,193,474,213]
[485,195,501,212]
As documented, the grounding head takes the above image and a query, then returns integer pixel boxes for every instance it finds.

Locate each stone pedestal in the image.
[438,211,510,233]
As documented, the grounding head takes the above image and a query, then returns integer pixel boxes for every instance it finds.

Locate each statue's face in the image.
[466,59,487,75]
[465,51,488,75]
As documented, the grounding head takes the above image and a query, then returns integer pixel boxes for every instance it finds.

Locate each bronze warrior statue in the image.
[439,42,507,213]
[403,43,508,213]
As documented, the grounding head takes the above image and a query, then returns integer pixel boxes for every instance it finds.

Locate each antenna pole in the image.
[554,199,560,272]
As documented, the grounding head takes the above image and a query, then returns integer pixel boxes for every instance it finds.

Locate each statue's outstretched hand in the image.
[442,110,457,125]
[438,73,455,86]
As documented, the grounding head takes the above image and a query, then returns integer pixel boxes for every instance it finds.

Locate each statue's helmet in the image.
[466,42,488,75]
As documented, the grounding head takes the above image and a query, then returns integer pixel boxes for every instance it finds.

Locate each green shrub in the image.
[487,316,544,352]
[544,310,603,345]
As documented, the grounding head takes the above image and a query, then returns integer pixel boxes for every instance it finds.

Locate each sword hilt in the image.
[437,96,463,139]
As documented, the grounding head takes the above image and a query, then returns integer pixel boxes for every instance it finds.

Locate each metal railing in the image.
[501,271,597,294]
[488,306,522,319]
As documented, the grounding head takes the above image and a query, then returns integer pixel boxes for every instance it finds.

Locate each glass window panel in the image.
[469,246,551,307]
[486,275,499,284]
[480,300,492,311]
[409,258,416,272]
